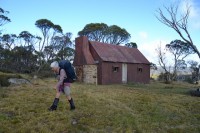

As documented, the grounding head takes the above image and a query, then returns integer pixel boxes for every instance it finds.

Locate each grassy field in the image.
[0,77,200,133]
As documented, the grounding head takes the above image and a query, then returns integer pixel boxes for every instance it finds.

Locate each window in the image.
[138,67,142,73]
[112,66,119,72]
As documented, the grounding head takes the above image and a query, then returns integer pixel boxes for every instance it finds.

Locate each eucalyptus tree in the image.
[166,39,195,80]
[35,19,63,72]
[125,42,137,48]
[0,7,11,32]
[35,19,62,52]
[78,23,130,45]
[188,60,200,84]
[0,34,17,50]
[18,31,37,46]
[105,25,130,45]
[45,32,74,61]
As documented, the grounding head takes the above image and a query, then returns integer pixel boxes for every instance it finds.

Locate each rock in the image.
[8,78,31,85]
[33,75,38,79]
[71,118,78,125]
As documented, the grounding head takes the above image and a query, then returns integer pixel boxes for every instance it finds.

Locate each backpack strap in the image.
[58,68,61,75]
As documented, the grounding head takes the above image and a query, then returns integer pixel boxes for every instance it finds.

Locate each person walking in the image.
[49,61,75,111]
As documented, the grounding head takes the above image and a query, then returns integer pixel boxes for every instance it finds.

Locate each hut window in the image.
[138,67,142,72]
[112,66,119,72]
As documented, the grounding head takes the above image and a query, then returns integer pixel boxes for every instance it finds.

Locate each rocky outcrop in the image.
[8,78,31,85]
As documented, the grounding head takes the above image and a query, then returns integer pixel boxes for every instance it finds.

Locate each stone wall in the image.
[83,65,97,84]
[75,66,83,82]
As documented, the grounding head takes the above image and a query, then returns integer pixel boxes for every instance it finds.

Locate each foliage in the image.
[0,79,199,132]
[0,17,74,74]
[0,45,38,73]
[0,7,11,28]
[165,39,194,80]
[0,34,17,49]
[125,42,137,48]
[78,23,131,45]
[188,60,200,84]
[158,72,173,84]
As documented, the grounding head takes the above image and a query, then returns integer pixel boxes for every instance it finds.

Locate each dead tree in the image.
[156,45,172,83]
[156,3,200,59]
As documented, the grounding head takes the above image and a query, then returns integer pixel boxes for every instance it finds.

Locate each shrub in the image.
[32,71,54,79]
[0,74,22,87]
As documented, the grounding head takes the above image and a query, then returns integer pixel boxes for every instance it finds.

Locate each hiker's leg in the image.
[48,90,61,111]
[64,86,75,110]
[55,91,61,98]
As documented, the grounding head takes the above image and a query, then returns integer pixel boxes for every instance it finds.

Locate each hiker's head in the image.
[50,61,59,73]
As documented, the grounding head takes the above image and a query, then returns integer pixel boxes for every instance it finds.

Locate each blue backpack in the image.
[59,60,77,83]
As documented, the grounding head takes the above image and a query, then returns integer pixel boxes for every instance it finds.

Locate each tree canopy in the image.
[125,42,137,48]
[78,23,131,45]
[0,7,11,28]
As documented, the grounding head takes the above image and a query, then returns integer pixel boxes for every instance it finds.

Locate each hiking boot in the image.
[68,98,75,110]
[48,105,57,111]
[48,98,59,111]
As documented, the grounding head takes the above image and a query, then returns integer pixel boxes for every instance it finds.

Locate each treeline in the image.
[0,7,136,75]
[0,26,74,74]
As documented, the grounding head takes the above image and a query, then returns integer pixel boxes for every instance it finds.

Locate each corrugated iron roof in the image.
[89,41,150,64]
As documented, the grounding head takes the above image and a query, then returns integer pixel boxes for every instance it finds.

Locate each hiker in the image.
[49,60,76,111]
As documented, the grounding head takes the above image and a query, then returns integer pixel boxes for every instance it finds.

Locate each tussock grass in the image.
[0,78,200,133]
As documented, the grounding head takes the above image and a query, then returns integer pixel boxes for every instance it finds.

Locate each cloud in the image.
[138,31,148,40]
[138,39,170,64]
[138,38,200,66]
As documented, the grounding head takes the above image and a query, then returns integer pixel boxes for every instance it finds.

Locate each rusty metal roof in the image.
[89,41,150,64]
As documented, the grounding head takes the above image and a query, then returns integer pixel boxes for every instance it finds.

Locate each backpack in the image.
[59,60,77,83]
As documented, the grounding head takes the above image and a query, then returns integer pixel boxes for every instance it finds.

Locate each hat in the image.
[50,61,59,68]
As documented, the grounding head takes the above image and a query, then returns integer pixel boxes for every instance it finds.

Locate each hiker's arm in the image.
[55,69,65,89]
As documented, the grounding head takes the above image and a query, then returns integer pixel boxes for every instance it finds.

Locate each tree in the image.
[0,34,17,50]
[78,23,108,42]
[166,39,195,80]
[105,25,130,45]
[156,3,200,59]
[35,19,62,51]
[0,7,11,28]
[150,62,157,80]
[11,45,37,73]
[35,19,63,73]
[125,42,137,48]
[188,60,200,84]
[78,23,130,45]
[45,32,74,61]
[156,44,172,83]
[18,31,35,46]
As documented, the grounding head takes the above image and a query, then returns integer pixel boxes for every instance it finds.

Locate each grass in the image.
[0,77,200,133]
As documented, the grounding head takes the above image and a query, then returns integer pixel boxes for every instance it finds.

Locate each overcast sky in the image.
[1,0,200,64]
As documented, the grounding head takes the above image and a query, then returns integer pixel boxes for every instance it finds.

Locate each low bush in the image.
[0,73,22,87]
[31,71,55,79]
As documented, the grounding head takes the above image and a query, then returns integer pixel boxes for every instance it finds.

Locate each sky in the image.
[1,0,200,65]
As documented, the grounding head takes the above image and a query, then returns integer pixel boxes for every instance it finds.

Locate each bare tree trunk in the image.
[156,45,172,83]
[156,3,200,59]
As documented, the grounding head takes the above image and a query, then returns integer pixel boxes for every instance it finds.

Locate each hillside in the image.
[0,78,200,133]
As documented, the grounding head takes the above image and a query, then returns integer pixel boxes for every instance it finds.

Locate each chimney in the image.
[74,36,94,66]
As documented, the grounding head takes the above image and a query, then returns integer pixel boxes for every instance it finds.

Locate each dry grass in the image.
[0,77,200,133]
